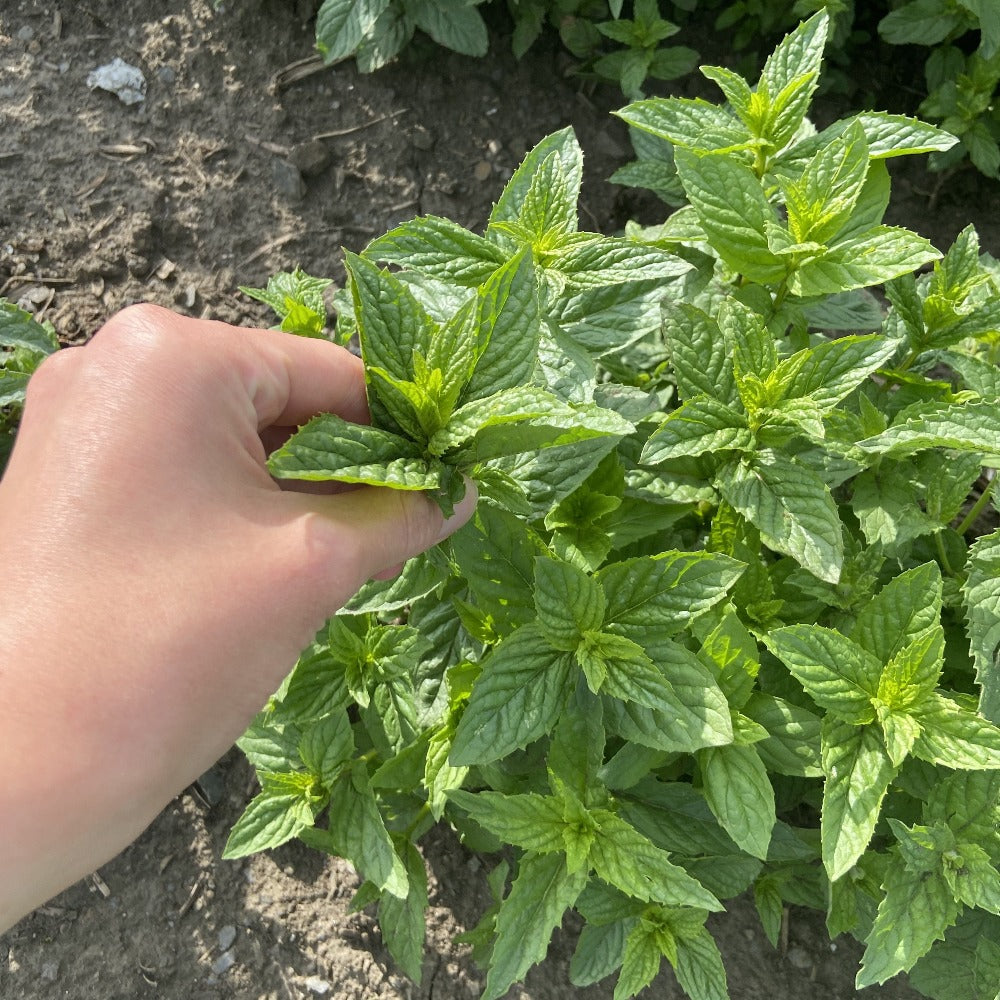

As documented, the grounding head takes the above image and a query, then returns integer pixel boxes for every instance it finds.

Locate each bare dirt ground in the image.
[1,2,996,998]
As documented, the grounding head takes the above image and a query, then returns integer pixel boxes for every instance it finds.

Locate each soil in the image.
[0,2,995,999]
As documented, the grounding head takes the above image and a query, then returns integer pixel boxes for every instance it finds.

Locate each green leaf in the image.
[879,0,962,46]
[448,789,566,854]
[571,920,629,987]
[877,625,945,712]
[267,413,441,489]
[615,97,753,153]
[590,811,722,910]
[965,529,1000,723]
[222,788,317,859]
[315,0,389,63]
[408,0,487,56]
[661,301,737,405]
[764,625,881,721]
[642,395,751,464]
[820,718,897,880]
[298,712,354,788]
[745,694,822,778]
[424,724,467,819]
[489,128,582,234]
[355,3,411,72]
[378,840,429,982]
[450,624,574,765]
[851,562,943,665]
[240,267,331,335]
[0,300,59,354]
[462,249,541,403]
[717,451,844,584]
[550,237,691,290]
[581,631,674,708]
[598,551,744,635]
[776,335,898,410]
[760,11,828,117]
[674,928,728,1000]
[615,919,662,1000]
[857,855,961,987]
[365,215,506,286]
[699,744,775,859]
[483,852,587,1000]
[791,226,941,296]
[858,400,1000,462]
[912,692,1000,769]
[534,557,606,651]
[674,149,786,284]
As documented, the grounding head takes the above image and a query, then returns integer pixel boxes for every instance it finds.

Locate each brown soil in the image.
[1,2,995,998]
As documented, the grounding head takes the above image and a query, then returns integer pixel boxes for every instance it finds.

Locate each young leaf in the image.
[222,787,318,859]
[534,556,606,651]
[641,395,751,464]
[674,927,729,1000]
[964,529,1000,723]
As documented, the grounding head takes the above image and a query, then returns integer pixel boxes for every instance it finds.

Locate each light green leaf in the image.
[851,562,943,665]
[450,624,574,765]
[550,237,691,290]
[912,692,1000,769]
[821,718,897,880]
[590,811,722,910]
[267,413,441,489]
[717,451,844,583]
[598,551,744,635]
[857,856,960,987]
[791,226,941,297]
[858,400,1000,462]
[642,395,751,464]
[699,744,775,859]
[760,11,828,116]
[661,301,737,405]
[878,0,962,46]
[0,300,59,354]
[878,625,945,711]
[424,724,467,820]
[764,625,880,721]
[615,919,662,1000]
[298,712,354,788]
[365,215,506,286]
[582,631,674,709]
[222,789,317,859]
[615,97,753,153]
[448,790,566,854]
[777,335,898,410]
[483,852,587,1000]
[965,529,1000,723]
[675,149,786,284]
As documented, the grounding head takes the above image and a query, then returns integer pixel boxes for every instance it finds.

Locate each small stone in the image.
[486,138,502,157]
[272,158,306,202]
[40,961,59,982]
[155,65,176,85]
[16,26,35,43]
[211,950,236,976]
[289,139,331,177]
[411,126,434,151]
[304,976,331,995]
[472,160,492,182]
[218,925,237,951]
[786,945,812,971]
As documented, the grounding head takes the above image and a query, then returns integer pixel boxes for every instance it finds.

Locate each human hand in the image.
[0,304,476,931]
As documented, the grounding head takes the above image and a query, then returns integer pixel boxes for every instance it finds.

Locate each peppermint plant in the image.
[230,13,1000,1000]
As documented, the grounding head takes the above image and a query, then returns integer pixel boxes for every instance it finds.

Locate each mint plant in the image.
[0,299,59,474]
[230,13,1000,999]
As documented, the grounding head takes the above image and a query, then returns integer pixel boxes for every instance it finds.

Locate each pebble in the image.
[289,139,331,177]
[156,65,176,85]
[304,976,331,995]
[218,925,237,951]
[786,945,812,970]
[472,160,492,182]
[40,961,59,982]
[211,950,236,976]
[16,26,35,43]
[272,158,307,202]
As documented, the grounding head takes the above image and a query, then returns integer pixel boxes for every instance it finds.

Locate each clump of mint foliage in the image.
[0,300,59,474]
[230,13,1000,999]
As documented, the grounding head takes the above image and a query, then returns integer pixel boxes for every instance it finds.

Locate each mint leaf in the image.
[642,396,751,464]
[0,300,60,353]
[674,927,729,1000]
[267,413,442,489]
[377,840,429,982]
[223,787,318,859]
[407,0,487,56]
[483,852,587,1000]
[615,97,753,153]
[448,789,566,854]
[661,302,737,405]
[718,451,844,583]
[912,693,1000,769]
[699,744,775,859]
[859,400,1000,461]
[534,557,606,651]
[821,718,897,880]
[450,624,574,765]
[965,529,1000,723]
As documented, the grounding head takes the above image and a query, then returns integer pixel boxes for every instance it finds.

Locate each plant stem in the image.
[956,478,995,536]
[934,530,955,576]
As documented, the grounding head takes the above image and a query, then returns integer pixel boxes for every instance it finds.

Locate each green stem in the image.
[934,530,955,576]
[956,478,995,536]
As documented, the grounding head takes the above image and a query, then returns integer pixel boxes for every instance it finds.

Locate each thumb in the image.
[293,479,478,598]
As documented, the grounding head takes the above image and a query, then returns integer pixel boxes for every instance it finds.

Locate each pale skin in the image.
[0,304,476,933]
